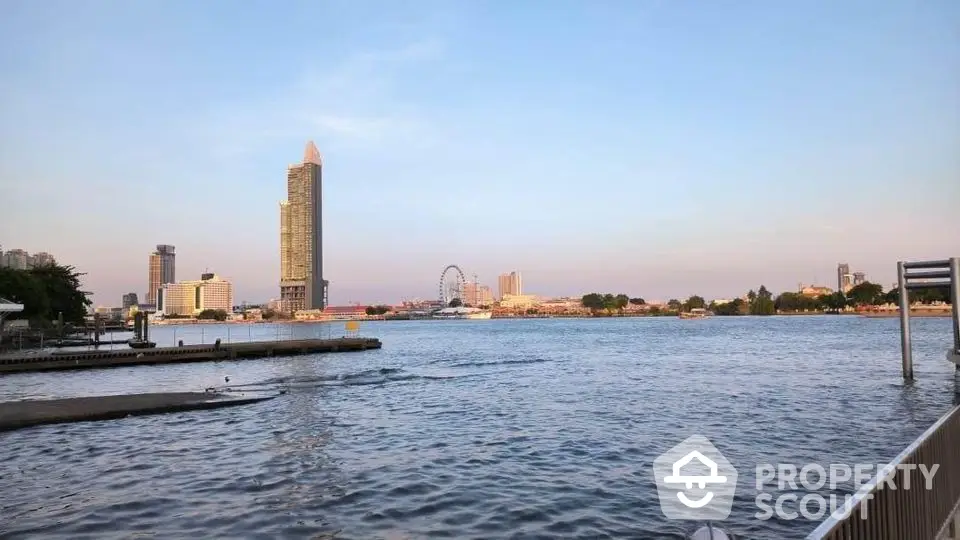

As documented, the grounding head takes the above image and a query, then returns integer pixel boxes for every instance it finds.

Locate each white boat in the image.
[433,307,493,320]
[679,308,710,319]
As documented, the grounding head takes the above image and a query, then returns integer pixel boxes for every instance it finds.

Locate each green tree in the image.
[846,281,884,306]
[448,298,463,308]
[29,264,91,323]
[818,292,847,312]
[883,286,952,306]
[614,294,629,312]
[0,267,49,321]
[667,299,682,311]
[0,263,90,324]
[710,298,744,316]
[683,295,706,311]
[775,292,821,313]
[750,286,775,315]
[197,309,228,321]
[365,305,390,315]
[629,297,646,305]
[581,293,605,311]
[915,286,950,304]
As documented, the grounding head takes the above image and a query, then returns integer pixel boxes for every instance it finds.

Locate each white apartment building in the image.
[158,273,234,317]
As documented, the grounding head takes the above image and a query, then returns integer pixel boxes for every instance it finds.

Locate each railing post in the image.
[951,257,960,355]
[898,261,913,380]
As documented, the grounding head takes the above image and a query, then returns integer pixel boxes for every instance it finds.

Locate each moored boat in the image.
[432,307,493,320]
[679,308,709,319]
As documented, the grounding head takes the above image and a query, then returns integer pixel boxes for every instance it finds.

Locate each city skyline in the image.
[2,2,957,306]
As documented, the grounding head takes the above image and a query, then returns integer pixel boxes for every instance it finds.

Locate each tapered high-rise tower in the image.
[147,244,175,305]
[279,141,327,312]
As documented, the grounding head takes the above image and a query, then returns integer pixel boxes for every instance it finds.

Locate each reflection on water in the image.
[0,316,957,539]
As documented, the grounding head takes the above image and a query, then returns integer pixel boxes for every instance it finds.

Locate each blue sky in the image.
[2,0,958,306]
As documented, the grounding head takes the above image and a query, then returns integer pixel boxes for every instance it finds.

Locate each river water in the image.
[1,316,957,539]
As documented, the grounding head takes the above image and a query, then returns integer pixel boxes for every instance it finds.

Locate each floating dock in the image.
[0,392,277,432]
[0,337,382,374]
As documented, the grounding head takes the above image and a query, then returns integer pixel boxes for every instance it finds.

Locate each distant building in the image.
[157,273,234,317]
[498,271,523,299]
[499,294,539,309]
[93,306,124,321]
[837,263,853,293]
[147,245,176,305]
[2,249,31,270]
[280,141,328,313]
[853,272,866,286]
[800,285,834,298]
[122,293,139,309]
[538,297,586,314]
[30,252,56,267]
[463,282,495,306]
[0,249,56,269]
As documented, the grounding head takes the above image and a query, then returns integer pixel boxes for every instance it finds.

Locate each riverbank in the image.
[0,392,276,432]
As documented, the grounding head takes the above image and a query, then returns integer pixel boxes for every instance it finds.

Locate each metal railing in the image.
[897,258,960,380]
[807,404,960,539]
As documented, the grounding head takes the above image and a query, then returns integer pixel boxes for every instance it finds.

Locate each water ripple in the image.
[0,317,957,538]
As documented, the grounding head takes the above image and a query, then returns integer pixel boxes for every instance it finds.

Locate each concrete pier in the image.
[0,392,277,432]
[0,337,382,374]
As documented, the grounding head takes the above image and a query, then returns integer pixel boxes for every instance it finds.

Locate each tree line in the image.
[0,263,91,325]
[582,281,951,317]
[580,293,647,314]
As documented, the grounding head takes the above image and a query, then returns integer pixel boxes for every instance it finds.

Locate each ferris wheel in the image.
[438,265,466,305]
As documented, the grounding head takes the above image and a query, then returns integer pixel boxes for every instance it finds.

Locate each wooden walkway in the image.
[0,337,382,374]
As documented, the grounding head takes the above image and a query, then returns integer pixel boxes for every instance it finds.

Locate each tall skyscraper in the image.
[147,245,176,305]
[837,263,852,293]
[279,141,327,313]
[498,271,523,299]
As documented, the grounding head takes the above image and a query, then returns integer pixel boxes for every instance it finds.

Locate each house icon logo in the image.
[653,435,738,520]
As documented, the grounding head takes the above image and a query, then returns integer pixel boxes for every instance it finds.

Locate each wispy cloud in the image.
[198,38,446,159]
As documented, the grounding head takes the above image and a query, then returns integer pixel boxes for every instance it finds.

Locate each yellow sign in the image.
[345,320,360,333]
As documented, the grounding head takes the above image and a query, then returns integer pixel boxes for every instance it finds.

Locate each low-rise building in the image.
[498,294,540,309]
[800,285,833,298]
[93,306,124,321]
